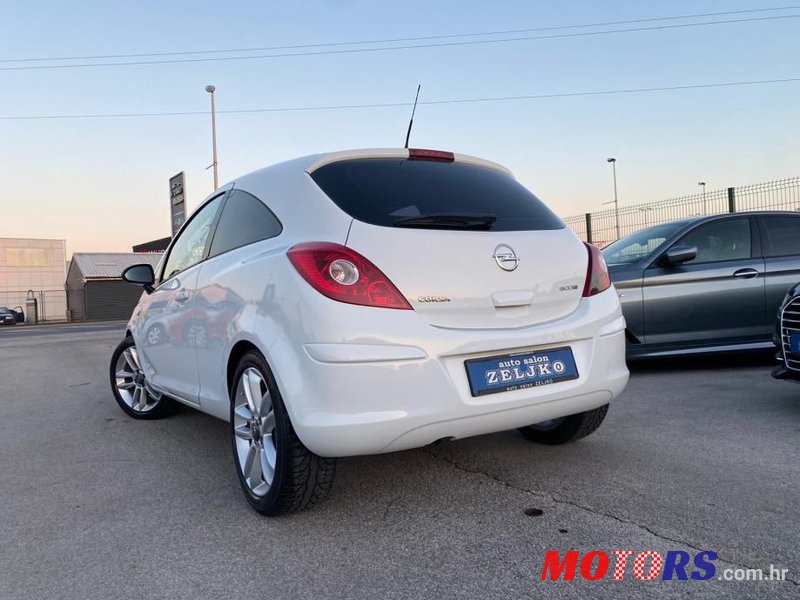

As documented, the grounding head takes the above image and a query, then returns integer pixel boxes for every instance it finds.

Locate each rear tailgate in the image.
[309,150,587,330]
[346,223,586,329]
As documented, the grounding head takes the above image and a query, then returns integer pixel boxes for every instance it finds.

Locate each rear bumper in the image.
[319,331,624,456]
[266,288,628,457]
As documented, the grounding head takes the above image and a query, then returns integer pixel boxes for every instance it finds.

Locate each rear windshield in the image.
[310,158,564,232]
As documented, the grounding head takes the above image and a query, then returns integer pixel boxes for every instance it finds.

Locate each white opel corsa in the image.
[111,148,629,515]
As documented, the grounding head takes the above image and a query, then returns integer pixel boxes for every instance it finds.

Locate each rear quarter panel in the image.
[191,165,353,420]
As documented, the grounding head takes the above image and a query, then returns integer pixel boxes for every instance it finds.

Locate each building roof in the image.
[133,236,171,253]
[69,252,163,280]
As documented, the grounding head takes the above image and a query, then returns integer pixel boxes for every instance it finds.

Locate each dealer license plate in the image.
[465,347,579,397]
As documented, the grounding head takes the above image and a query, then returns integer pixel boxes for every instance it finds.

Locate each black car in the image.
[0,307,21,325]
[772,282,800,383]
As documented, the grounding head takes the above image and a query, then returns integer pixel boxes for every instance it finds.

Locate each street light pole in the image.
[698,181,707,215]
[205,85,219,190]
[639,207,653,227]
[607,158,620,240]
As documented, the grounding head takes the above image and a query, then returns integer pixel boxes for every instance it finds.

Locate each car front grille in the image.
[781,297,800,372]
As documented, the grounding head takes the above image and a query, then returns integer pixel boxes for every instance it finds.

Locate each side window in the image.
[161,195,224,281]
[760,217,800,258]
[208,190,282,257]
[674,218,751,264]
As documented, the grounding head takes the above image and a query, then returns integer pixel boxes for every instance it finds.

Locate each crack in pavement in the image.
[423,448,799,587]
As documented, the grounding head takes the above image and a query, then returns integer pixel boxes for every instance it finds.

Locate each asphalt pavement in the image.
[0,324,798,599]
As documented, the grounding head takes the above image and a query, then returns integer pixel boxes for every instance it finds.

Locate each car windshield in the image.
[602,221,688,266]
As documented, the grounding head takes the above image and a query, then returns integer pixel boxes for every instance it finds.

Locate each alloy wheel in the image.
[114,345,161,413]
[233,367,278,497]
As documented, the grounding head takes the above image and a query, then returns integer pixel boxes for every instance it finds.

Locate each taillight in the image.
[287,242,412,310]
[582,242,612,297]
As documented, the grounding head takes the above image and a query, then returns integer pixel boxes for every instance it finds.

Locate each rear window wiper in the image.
[392,213,497,230]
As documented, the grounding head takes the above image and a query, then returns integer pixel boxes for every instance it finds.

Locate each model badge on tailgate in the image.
[418,296,451,303]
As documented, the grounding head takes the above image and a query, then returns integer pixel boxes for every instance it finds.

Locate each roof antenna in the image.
[404,84,422,149]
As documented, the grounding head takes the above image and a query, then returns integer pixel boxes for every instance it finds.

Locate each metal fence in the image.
[0,289,68,322]
[563,177,800,247]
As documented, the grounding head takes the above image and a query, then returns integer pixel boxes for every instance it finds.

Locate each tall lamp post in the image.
[638,206,654,228]
[603,157,621,240]
[698,181,707,215]
[205,85,219,190]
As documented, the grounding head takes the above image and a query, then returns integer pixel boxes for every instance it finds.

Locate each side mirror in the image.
[664,245,697,266]
[122,264,156,293]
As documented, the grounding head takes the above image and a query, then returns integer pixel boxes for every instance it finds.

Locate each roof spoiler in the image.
[305,148,513,177]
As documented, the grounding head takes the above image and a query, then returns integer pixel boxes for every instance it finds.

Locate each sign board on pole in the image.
[169,172,187,236]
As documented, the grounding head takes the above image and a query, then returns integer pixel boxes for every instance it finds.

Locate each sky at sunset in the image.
[1,0,799,256]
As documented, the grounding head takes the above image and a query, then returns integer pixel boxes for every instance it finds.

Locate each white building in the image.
[0,238,67,321]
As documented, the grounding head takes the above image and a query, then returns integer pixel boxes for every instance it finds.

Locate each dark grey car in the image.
[602,211,800,358]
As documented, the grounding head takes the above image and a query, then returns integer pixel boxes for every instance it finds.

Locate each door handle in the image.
[175,290,191,303]
[732,268,759,280]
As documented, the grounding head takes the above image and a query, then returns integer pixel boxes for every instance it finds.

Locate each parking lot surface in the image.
[1,323,798,599]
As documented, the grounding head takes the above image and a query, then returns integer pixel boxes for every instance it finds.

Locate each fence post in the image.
[727,187,736,213]
[585,213,593,244]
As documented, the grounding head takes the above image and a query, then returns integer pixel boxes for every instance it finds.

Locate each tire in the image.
[518,404,609,445]
[230,351,336,515]
[109,336,177,419]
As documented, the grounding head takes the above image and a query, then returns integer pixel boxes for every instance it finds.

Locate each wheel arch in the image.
[224,335,303,445]
[226,339,262,395]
